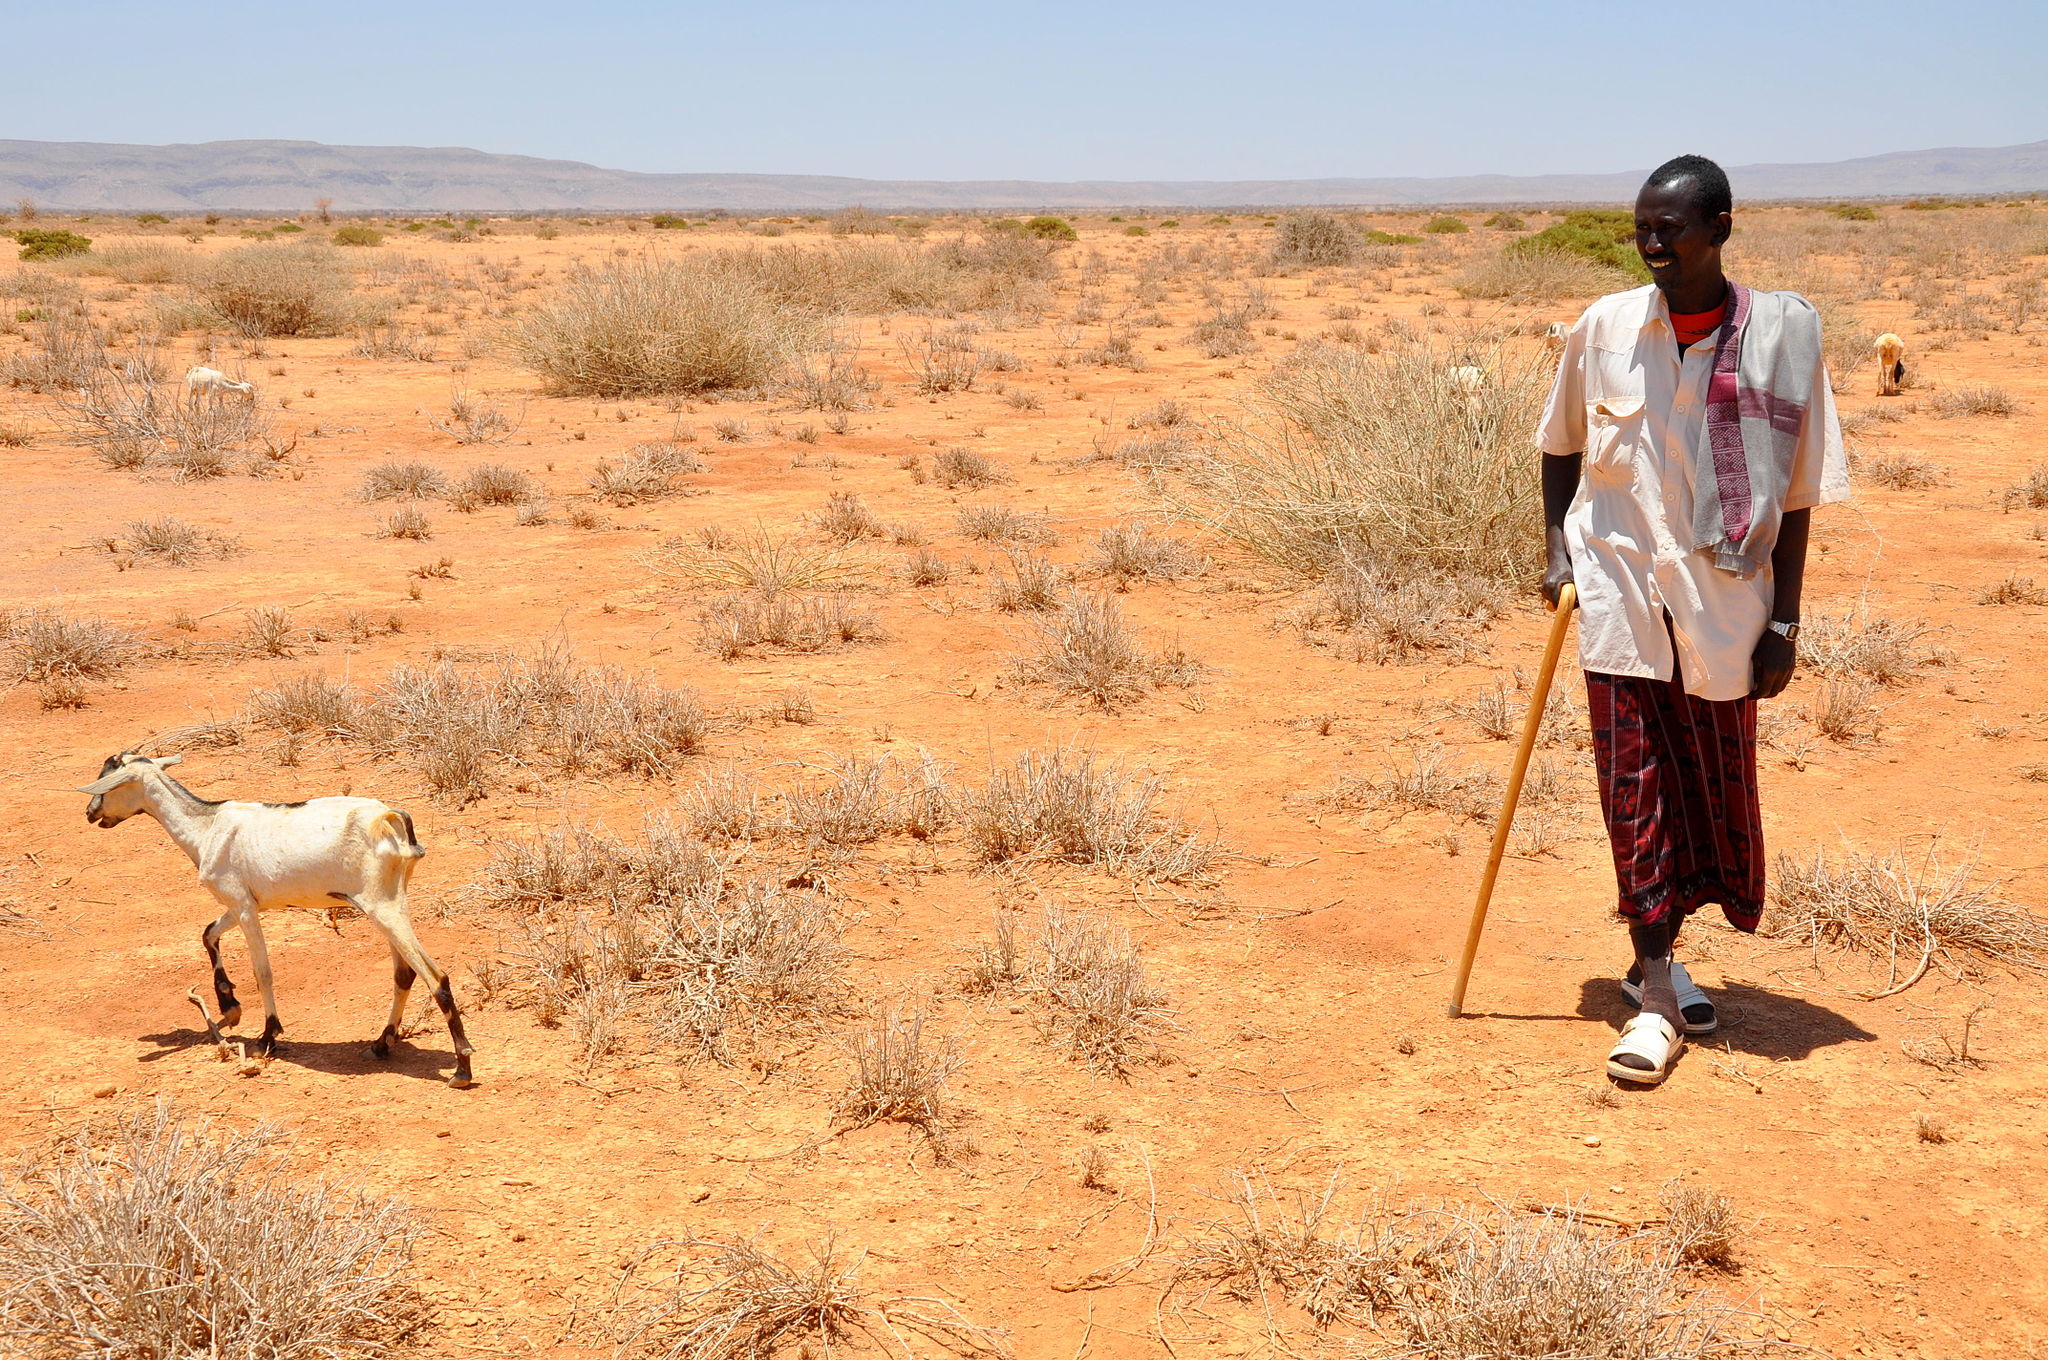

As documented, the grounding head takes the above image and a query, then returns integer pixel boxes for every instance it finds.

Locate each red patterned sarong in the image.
[1585,669,1764,932]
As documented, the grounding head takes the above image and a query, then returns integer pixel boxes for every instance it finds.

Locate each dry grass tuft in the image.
[1008,592,1201,708]
[962,745,1220,882]
[1768,842,2048,993]
[589,441,703,504]
[2003,465,2048,510]
[118,515,242,566]
[1810,677,1883,744]
[931,446,1012,488]
[1023,906,1174,1075]
[1172,336,1549,583]
[508,254,820,397]
[1929,386,2015,418]
[1091,522,1204,584]
[1978,574,2048,606]
[811,492,887,544]
[1658,1181,1740,1270]
[1169,1172,1758,1356]
[986,550,1064,612]
[359,458,449,501]
[1326,748,1504,823]
[644,526,871,593]
[955,504,1056,544]
[3,607,137,683]
[1303,561,1506,663]
[0,1102,425,1359]
[1856,452,1945,489]
[832,1008,963,1139]
[611,1234,1006,1360]
[450,462,535,509]
[697,592,886,660]
[1800,607,1940,686]
[376,505,433,540]
[1454,249,1634,301]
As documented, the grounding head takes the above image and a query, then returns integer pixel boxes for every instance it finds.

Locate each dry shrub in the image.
[1766,842,2048,992]
[1091,523,1204,584]
[1930,386,2015,418]
[955,503,1055,544]
[1,308,127,392]
[1168,1172,1758,1357]
[508,254,820,397]
[1659,1181,1740,1270]
[120,515,241,566]
[57,343,277,477]
[733,236,1054,315]
[3,607,137,683]
[590,441,703,504]
[450,462,534,508]
[1009,591,1201,708]
[962,745,1220,882]
[685,765,771,843]
[931,446,1011,488]
[431,386,519,444]
[1173,337,1549,583]
[350,324,436,361]
[359,458,448,501]
[248,672,360,735]
[1810,677,1882,743]
[643,526,870,592]
[376,505,432,540]
[901,546,951,587]
[781,346,878,411]
[1856,452,1945,489]
[0,1102,425,1360]
[1328,748,1503,823]
[1800,607,1939,686]
[811,492,886,544]
[1979,574,2048,606]
[900,327,988,392]
[1304,561,1506,663]
[197,244,363,337]
[247,647,712,800]
[986,550,1063,611]
[611,1234,1005,1360]
[243,606,297,657]
[60,241,204,285]
[697,592,886,659]
[1454,249,1634,301]
[1022,906,1173,1075]
[1093,428,1197,469]
[2003,464,2048,510]
[1269,211,1359,268]
[832,1008,963,1138]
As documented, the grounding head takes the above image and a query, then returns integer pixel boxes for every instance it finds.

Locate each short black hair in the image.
[1643,154,1733,220]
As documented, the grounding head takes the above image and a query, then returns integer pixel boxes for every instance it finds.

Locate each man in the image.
[1537,154,1850,1085]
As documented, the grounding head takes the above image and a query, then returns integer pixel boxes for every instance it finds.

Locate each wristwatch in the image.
[1767,619,1800,641]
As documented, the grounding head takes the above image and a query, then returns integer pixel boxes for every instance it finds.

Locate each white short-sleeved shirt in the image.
[1537,285,1851,702]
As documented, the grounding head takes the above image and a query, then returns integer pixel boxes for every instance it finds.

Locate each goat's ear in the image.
[153,754,184,769]
[77,772,131,795]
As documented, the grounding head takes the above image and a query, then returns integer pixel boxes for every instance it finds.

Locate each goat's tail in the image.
[364,808,425,898]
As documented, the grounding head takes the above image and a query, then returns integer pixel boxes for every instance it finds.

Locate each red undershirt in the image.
[1670,299,1728,352]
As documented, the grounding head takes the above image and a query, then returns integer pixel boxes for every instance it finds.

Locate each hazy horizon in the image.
[17,0,2047,183]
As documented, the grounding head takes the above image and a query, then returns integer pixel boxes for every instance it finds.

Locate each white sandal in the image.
[1607,1013,1684,1085]
[1621,961,1718,1035]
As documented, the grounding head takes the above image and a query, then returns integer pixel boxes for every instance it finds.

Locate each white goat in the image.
[1543,321,1570,353]
[77,752,474,1087]
[1874,333,1906,396]
[184,365,256,400]
[1447,364,1486,396]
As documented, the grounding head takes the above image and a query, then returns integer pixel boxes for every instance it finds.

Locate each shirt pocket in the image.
[1584,394,1646,474]
[1583,343,1646,474]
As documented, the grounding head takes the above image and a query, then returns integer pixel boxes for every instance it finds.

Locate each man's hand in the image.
[1750,629,1797,699]
[1542,552,1575,611]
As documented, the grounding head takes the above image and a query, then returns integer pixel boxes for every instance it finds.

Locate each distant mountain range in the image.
[3,138,2044,213]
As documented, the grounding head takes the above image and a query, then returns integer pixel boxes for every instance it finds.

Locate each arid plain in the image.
[2,202,2046,1359]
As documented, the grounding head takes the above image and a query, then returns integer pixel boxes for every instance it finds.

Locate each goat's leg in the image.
[201,908,243,1027]
[371,948,417,1062]
[231,905,284,1059]
[358,897,474,1087]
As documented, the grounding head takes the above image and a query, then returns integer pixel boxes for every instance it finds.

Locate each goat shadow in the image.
[136,1023,461,1085]
[1574,977,1877,1062]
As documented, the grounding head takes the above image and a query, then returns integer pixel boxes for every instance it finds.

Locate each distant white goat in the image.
[184,365,256,400]
[1543,321,1570,353]
[1873,333,1906,396]
[1447,365,1486,396]
[77,752,474,1087]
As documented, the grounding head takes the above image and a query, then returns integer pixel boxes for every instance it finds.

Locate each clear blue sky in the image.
[15,0,2045,181]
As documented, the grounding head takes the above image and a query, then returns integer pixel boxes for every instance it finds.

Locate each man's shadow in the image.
[1575,977,1876,1061]
[136,1023,460,1085]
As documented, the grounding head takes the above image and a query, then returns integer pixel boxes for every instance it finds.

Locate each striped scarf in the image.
[1693,282,1822,577]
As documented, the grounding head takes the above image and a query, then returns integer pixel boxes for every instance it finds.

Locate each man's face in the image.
[1634,179,1729,297]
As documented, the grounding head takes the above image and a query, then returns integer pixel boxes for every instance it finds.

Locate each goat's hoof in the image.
[220,1005,242,1028]
[448,1063,475,1089]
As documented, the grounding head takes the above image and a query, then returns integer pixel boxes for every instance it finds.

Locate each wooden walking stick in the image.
[1446,583,1577,1018]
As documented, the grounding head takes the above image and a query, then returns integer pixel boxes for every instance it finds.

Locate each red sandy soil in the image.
[3,210,2045,1359]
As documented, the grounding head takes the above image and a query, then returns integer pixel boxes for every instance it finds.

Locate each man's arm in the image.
[1542,452,1582,609]
[1750,507,1809,699]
